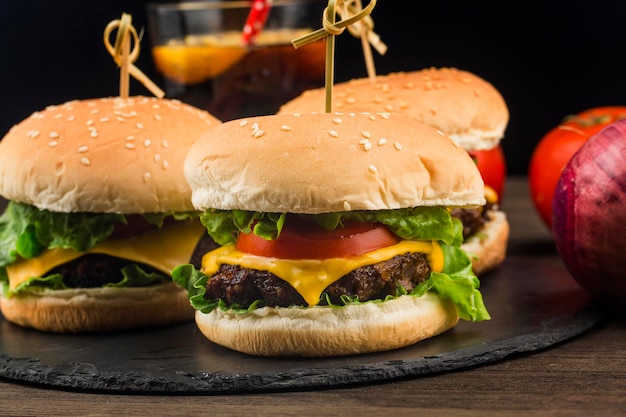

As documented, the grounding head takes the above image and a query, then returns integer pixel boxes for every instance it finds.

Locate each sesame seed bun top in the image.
[277,67,509,152]
[0,96,221,213]
[184,112,485,214]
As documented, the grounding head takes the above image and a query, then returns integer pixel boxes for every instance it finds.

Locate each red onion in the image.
[552,118,626,307]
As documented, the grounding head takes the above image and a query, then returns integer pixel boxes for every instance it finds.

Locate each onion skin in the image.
[552,119,626,306]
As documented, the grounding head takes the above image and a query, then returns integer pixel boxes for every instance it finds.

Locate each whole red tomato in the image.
[469,145,506,203]
[528,106,626,229]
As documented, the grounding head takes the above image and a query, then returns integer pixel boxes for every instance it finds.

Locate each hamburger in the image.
[278,67,510,275]
[173,111,491,357]
[0,96,221,332]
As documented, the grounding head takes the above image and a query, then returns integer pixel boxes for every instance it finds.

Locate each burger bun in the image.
[195,293,459,357]
[0,282,193,333]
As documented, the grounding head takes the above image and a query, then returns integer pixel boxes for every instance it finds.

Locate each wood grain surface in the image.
[1,177,625,417]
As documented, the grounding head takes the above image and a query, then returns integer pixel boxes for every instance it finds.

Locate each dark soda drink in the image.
[152,29,326,121]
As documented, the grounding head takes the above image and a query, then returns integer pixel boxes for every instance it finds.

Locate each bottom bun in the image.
[462,210,510,276]
[0,281,194,333]
[195,293,460,357]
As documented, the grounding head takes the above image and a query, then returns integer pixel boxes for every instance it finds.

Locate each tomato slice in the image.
[235,217,400,259]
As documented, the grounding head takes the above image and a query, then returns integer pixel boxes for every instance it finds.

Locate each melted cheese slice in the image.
[6,220,206,292]
[201,240,444,306]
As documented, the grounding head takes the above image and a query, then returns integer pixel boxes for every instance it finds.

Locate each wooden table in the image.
[1,177,625,416]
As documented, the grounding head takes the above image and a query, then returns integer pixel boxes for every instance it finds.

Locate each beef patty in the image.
[203,252,432,308]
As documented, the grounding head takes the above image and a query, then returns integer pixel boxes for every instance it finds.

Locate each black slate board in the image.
[0,255,604,394]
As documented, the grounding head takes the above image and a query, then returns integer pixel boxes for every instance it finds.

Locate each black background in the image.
[1,1,626,175]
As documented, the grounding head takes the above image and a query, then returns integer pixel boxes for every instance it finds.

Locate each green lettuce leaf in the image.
[200,207,462,246]
[0,201,124,267]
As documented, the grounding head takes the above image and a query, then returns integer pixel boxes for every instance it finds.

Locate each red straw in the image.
[242,0,273,45]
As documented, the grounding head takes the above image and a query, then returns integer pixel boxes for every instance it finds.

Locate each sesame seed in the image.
[346,97,356,104]
[80,157,90,166]
[67,116,75,122]
[363,141,372,151]
[281,125,292,131]
[378,138,388,145]
[162,140,169,148]
[361,131,371,139]
[27,130,40,139]
[394,142,403,150]
[154,114,162,121]
[116,117,125,122]
[53,113,62,119]
[136,123,144,129]
[48,141,58,147]
[154,154,161,162]
[125,143,135,149]
[329,130,339,138]
[49,131,59,139]
[384,104,394,112]
[368,165,377,173]
[144,139,151,147]
[369,114,376,121]
[162,160,169,170]
[90,109,99,114]
[90,130,98,138]
[333,118,342,124]
[143,172,151,182]
[77,146,88,153]
[380,113,390,120]
[239,120,249,127]
[126,135,134,141]
[292,113,301,117]
[252,129,265,138]
[343,201,351,211]
[100,117,110,122]
[251,122,259,131]
[436,130,445,136]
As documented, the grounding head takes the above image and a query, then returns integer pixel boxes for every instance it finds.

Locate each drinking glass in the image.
[146,0,327,121]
